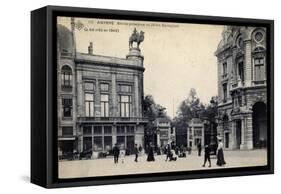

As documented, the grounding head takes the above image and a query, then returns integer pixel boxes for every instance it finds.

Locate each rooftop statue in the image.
[129,28,145,49]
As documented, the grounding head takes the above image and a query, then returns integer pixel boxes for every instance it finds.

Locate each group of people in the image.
[201,137,226,168]
[112,143,140,164]
[112,137,226,168]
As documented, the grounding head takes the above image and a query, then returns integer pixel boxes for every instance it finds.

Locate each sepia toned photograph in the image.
[57,16,268,179]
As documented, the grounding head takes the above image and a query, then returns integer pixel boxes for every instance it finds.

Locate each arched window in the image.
[61,65,72,89]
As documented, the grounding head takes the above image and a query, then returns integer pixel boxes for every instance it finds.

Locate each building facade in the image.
[215,26,267,150]
[57,19,148,158]
[187,118,204,149]
[155,117,176,148]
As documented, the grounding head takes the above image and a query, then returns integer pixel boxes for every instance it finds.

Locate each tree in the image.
[143,95,170,149]
[173,88,205,146]
[201,96,218,122]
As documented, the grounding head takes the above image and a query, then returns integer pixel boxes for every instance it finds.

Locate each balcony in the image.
[77,116,149,124]
[252,80,266,85]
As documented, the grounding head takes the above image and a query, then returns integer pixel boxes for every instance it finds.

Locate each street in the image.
[59,149,267,178]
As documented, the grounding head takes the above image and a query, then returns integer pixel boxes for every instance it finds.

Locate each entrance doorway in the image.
[225,132,229,148]
[236,120,241,149]
[253,102,267,148]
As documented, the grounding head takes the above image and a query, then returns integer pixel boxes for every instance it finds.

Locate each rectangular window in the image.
[61,72,72,88]
[84,82,95,91]
[101,94,109,117]
[222,62,227,75]
[100,83,109,92]
[93,126,102,134]
[119,95,131,117]
[194,128,202,136]
[238,96,242,107]
[62,98,72,118]
[83,126,92,135]
[93,137,103,151]
[83,137,92,151]
[117,126,125,134]
[254,58,265,81]
[104,126,112,134]
[104,136,112,150]
[85,93,94,117]
[62,127,73,136]
[126,126,134,134]
[238,61,244,81]
[119,85,132,93]
[160,130,169,138]
[117,136,125,149]
[222,83,227,102]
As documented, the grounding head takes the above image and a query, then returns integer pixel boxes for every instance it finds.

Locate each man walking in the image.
[202,144,211,167]
[112,143,120,164]
[197,141,202,156]
[134,144,139,162]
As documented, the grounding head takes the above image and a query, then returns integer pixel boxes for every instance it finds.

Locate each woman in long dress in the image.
[147,143,155,162]
[216,139,226,166]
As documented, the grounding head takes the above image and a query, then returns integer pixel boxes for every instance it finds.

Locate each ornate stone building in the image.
[187,118,204,149]
[215,26,267,150]
[57,18,147,158]
[155,117,175,148]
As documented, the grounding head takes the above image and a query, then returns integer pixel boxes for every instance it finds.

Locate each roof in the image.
[57,24,74,54]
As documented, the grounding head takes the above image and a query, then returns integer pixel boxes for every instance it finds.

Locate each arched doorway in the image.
[252,102,267,148]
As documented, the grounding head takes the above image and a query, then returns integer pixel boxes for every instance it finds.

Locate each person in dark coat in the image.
[112,143,120,164]
[197,141,202,156]
[202,144,211,167]
[216,139,226,166]
[134,144,139,162]
[147,143,155,162]
[165,144,171,161]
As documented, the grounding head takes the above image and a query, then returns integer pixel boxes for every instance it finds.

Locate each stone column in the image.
[244,40,252,87]
[95,80,101,117]
[135,125,144,148]
[91,125,94,150]
[231,121,236,149]
[76,70,83,116]
[240,117,247,149]
[112,126,117,146]
[201,127,204,147]
[246,114,253,149]
[134,74,139,117]
[111,73,117,117]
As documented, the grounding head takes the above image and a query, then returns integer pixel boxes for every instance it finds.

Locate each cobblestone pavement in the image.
[59,149,267,179]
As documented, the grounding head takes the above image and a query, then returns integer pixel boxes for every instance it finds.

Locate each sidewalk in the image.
[59,149,267,179]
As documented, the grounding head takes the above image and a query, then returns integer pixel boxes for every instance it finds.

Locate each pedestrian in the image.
[120,149,125,164]
[112,143,120,164]
[138,145,143,154]
[134,144,139,162]
[202,144,211,167]
[216,138,226,166]
[165,144,171,161]
[169,149,177,161]
[147,143,155,162]
[197,141,202,156]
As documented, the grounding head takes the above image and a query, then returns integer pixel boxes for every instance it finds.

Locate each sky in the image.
[58,17,224,118]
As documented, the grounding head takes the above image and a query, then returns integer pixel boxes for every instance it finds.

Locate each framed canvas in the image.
[31,5,274,188]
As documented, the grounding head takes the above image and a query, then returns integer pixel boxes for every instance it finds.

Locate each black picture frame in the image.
[31,5,274,188]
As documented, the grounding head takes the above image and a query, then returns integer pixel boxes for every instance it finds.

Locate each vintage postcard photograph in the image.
[57,16,268,179]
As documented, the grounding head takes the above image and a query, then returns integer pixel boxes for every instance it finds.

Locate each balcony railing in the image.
[77,116,149,124]
[252,80,266,85]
